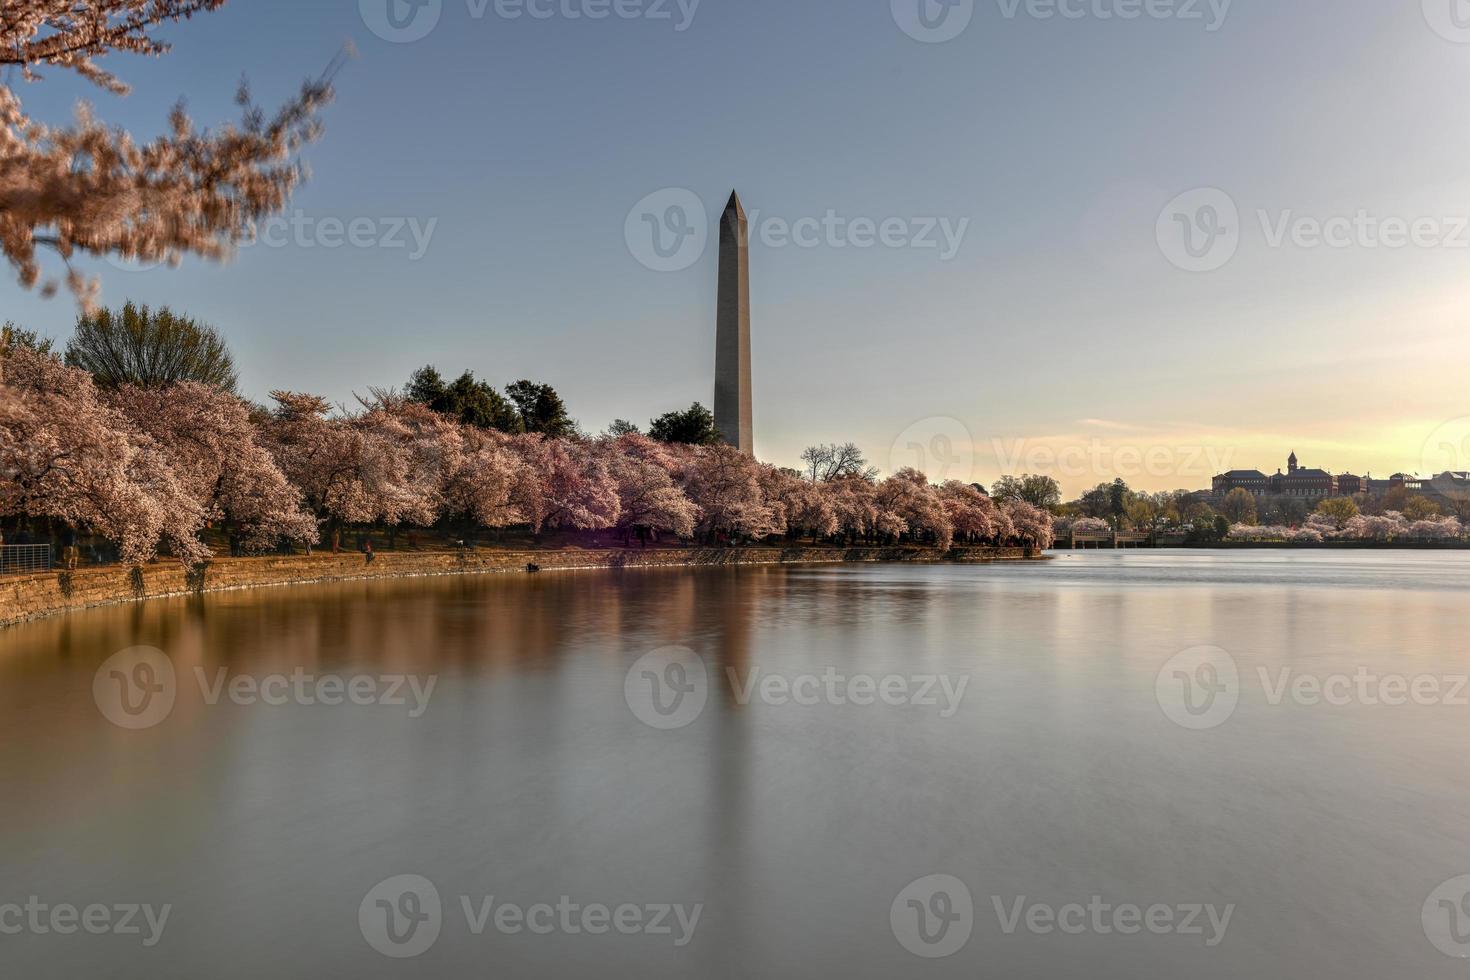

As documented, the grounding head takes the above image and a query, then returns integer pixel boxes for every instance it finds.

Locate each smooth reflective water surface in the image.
[2,551,1469,978]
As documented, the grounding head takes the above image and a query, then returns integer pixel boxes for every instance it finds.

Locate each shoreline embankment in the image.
[0,545,1038,628]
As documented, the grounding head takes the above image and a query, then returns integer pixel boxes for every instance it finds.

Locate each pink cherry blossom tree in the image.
[1000,499,1054,550]
[1338,513,1406,542]
[875,469,953,551]
[682,444,782,542]
[785,478,840,543]
[940,481,998,544]
[1407,517,1463,541]
[2,0,339,305]
[601,436,699,539]
[510,435,620,536]
[109,381,316,550]
[0,346,206,564]
[444,428,526,532]
[823,474,882,545]
[353,398,464,530]
[263,392,375,528]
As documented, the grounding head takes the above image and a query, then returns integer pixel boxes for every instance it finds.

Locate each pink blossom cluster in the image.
[1229,513,1465,544]
[1227,525,1327,544]
[1058,516,1112,534]
[0,349,1053,565]
[2,1,338,306]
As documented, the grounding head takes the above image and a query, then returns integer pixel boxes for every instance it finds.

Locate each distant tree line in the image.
[1,306,1055,566]
[1050,475,1469,543]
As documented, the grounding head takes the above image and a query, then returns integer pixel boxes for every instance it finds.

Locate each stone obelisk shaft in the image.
[715,191,753,454]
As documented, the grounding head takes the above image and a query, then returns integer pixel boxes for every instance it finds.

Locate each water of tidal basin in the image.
[2,551,1469,979]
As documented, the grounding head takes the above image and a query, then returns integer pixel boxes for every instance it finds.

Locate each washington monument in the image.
[715,190,753,454]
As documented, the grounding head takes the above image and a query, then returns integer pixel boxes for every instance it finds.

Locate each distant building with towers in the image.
[714,191,753,455]
[1211,468,1270,496]
[1209,451,1470,505]
[1214,453,1343,499]
[1269,452,1338,498]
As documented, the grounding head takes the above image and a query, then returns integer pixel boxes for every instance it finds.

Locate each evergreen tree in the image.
[405,366,522,432]
[66,302,237,391]
[505,380,575,437]
[649,403,720,446]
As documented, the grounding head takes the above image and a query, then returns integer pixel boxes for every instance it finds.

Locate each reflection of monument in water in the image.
[715,191,753,455]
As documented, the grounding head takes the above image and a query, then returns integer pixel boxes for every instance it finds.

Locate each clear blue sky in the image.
[10,0,1470,493]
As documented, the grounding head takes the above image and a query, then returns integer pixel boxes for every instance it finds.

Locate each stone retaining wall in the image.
[0,545,1034,628]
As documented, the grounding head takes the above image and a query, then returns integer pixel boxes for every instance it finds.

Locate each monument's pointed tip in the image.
[724,190,745,217]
